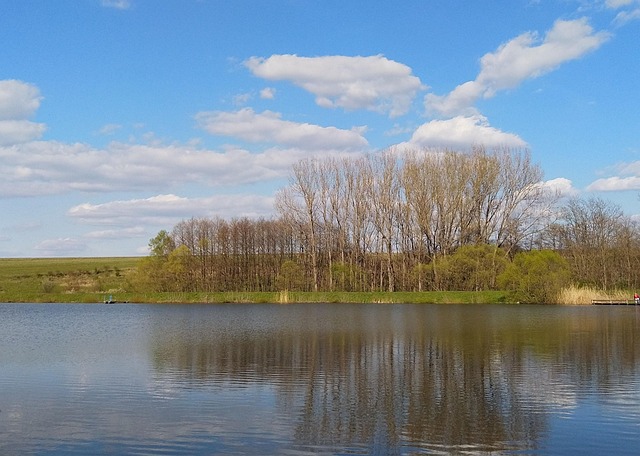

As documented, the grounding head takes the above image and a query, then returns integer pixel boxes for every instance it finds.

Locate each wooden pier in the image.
[591,299,639,305]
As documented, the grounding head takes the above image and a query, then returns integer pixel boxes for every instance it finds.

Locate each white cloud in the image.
[260,87,276,99]
[0,142,265,196]
[600,0,640,26]
[34,238,87,256]
[0,80,42,120]
[605,0,634,8]
[245,54,424,117]
[426,18,610,117]
[400,115,527,150]
[195,108,368,150]
[84,226,147,239]
[232,92,252,106]
[101,0,131,10]
[585,160,640,191]
[587,176,640,191]
[543,177,580,197]
[97,123,122,136]
[0,80,46,145]
[68,193,275,225]
[385,123,415,137]
[425,81,484,118]
[0,132,369,198]
[0,120,46,145]
[613,7,640,25]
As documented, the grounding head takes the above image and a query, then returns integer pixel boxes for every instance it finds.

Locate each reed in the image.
[278,290,290,304]
[556,285,631,305]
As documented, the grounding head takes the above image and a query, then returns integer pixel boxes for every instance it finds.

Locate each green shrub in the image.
[498,250,570,303]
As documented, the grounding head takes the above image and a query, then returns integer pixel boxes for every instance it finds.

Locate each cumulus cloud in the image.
[68,193,275,225]
[0,120,46,146]
[401,115,527,150]
[543,177,580,198]
[426,18,610,117]
[195,108,368,150]
[245,54,424,117]
[0,80,42,120]
[0,80,46,145]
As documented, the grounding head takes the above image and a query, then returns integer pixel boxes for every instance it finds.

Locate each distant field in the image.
[0,257,140,303]
[0,257,512,304]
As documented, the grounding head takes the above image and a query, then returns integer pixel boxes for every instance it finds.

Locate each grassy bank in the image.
[4,257,631,305]
[101,290,510,304]
[0,290,511,304]
[0,257,513,304]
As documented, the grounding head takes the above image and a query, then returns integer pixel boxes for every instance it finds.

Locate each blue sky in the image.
[1,0,639,257]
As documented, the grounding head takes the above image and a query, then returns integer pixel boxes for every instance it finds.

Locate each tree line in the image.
[135,147,640,301]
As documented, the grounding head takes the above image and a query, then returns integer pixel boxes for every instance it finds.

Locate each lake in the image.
[0,303,639,455]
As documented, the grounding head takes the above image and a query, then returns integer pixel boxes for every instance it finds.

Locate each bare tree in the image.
[365,152,403,291]
[558,197,626,289]
[275,159,322,291]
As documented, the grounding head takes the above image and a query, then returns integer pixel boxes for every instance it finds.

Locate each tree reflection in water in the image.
[149,304,640,454]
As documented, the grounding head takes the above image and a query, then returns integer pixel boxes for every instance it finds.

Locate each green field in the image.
[0,257,139,303]
[0,257,511,304]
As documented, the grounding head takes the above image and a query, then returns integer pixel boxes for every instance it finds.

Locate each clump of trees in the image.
[134,147,640,302]
[275,146,555,293]
[135,218,299,292]
[542,197,640,290]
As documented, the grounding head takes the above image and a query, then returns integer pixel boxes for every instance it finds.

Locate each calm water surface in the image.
[0,303,639,455]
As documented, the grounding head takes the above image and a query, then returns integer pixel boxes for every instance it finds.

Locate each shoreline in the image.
[0,290,515,305]
[1,258,631,305]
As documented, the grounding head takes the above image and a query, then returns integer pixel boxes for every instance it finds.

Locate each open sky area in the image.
[1,0,639,257]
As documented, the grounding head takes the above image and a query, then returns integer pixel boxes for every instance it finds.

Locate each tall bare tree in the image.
[366,152,402,291]
[275,159,322,291]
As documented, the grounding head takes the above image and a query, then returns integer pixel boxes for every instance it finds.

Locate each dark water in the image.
[1,303,639,455]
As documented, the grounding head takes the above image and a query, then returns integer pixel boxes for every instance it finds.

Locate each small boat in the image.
[104,295,116,304]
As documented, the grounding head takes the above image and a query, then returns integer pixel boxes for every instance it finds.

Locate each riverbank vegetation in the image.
[0,258,627,304]
[2,148,639,304]
[0,258,507,303]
